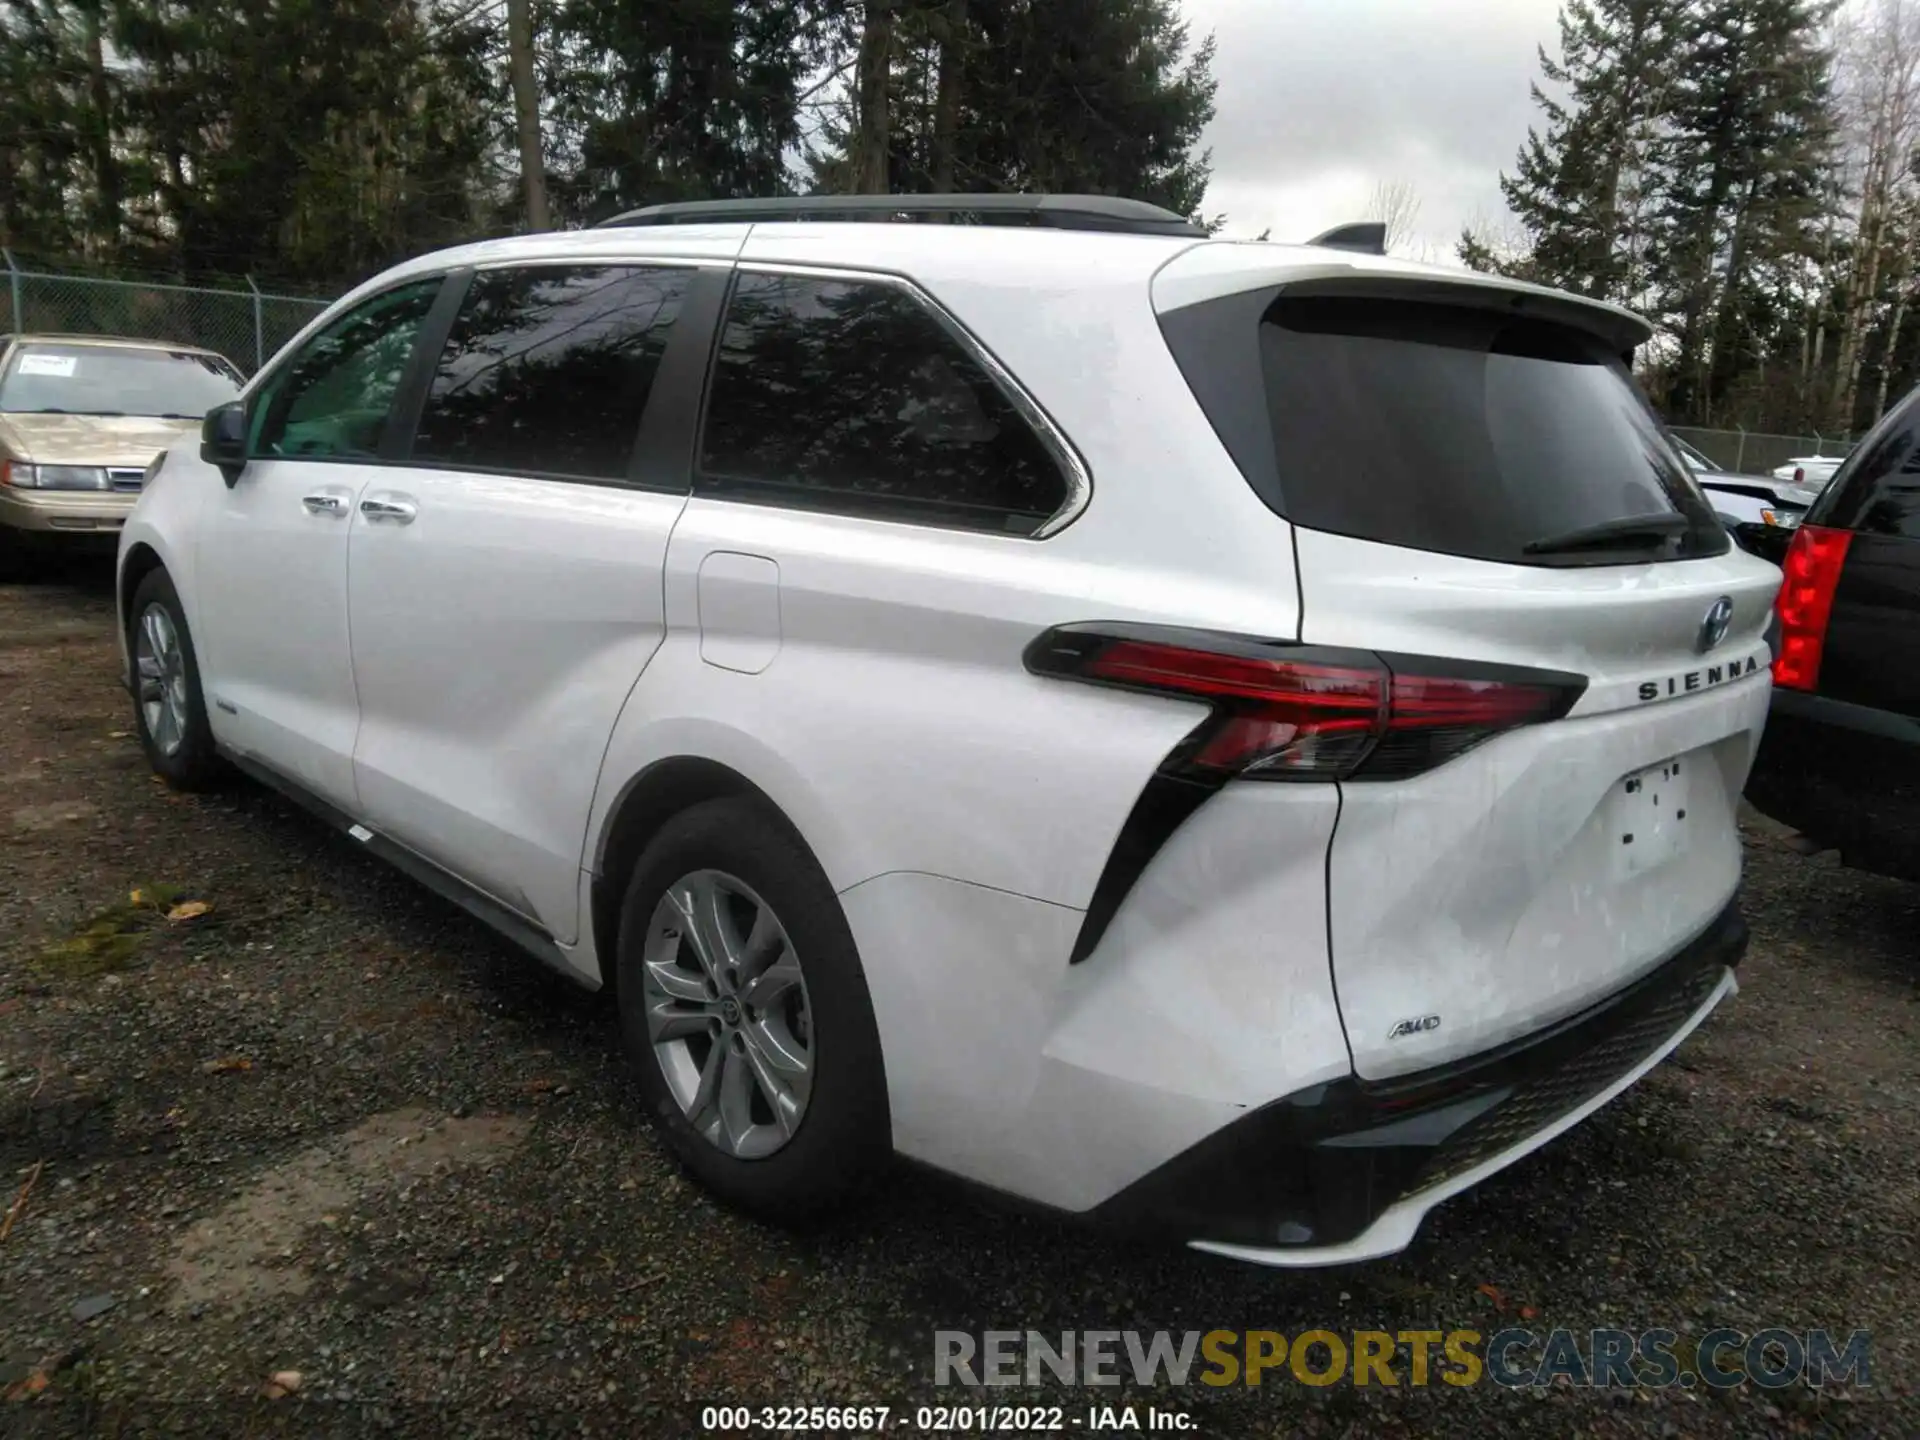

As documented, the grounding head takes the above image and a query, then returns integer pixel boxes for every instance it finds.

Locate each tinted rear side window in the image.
[412,265,688,482]
[1815,389,1920,539]
[697,271,1070,534]
[1162,292,1727,566]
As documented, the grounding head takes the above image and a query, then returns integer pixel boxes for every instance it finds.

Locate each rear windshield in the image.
[1162,292,1728,566]
[0,344,243,420]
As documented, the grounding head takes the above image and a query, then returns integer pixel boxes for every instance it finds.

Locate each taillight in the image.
[1367,667,1583,777]
[1025,624,1586,782]
[1772,523,1853,692]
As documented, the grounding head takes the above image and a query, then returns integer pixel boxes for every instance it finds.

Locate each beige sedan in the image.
[0,334,243,567]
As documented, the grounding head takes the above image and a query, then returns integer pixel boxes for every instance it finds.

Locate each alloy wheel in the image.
[641,868,814,1160]
[134,601,190,758]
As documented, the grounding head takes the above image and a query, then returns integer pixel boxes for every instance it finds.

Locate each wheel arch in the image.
[589,755,813,994]
[118,541,167,636]
[116,541,171,689]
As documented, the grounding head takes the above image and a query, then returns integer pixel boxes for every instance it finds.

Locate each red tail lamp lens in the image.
[1031,627,1585,781]
[1771,524,1852,692]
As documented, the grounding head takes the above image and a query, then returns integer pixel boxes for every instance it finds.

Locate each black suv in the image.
[1745,392,1920,882]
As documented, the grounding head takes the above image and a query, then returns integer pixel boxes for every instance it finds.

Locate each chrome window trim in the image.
[467,255,733,272]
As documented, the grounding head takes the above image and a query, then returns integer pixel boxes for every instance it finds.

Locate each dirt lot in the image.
[1,560,1916,1439]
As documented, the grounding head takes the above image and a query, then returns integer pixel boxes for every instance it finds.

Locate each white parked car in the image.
[116,194,1780,1267]
[1771,453,1847,488]
[1672,438,1812,532]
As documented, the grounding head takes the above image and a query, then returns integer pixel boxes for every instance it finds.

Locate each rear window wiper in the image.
[1523,512,1691,556]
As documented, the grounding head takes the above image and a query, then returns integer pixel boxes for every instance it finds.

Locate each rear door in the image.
[1157,272,1781,1079]
[345,255,726,946]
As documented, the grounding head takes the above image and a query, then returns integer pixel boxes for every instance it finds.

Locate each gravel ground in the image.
[1,559,1916,1439]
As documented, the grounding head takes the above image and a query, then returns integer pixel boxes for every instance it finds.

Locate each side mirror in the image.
[201,402,248,487]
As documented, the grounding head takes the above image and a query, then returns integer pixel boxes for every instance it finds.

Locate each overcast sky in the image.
[1184,0,1563,260]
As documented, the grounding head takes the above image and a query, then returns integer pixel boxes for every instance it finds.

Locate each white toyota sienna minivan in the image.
[117,194,1779,1266]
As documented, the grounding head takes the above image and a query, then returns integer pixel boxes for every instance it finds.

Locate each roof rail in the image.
[595,193,1208,238]
[1307,221,1388,256]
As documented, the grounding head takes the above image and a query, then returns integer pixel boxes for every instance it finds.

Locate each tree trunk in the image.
[1811,221,1834,426]
[1674,241,1718,422]
[932,0,966,191]
[1800,216,1837,417]
[1833,179,1889,431]
[1591,10,1655,301]
[164,138,192,270]
[1672,148,1735,423]
[1703,179,1765,419]
[0,136,18,248]
[1830,0,1920,430]
[853,0,895,194]
[1874,285,1912,422]
[506,0,551,230]
[83,6,118,253]
[1875,220,1920,419]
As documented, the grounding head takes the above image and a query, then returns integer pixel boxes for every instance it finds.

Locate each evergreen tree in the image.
[1,0,501,287]
[1481,0,1680,303]
[1469,0,1844,429]
[810,0,1216,219]
[967,0,1215,216]
[543,0,838,221]
[1654,0,1838,421]
[0,0,95,259]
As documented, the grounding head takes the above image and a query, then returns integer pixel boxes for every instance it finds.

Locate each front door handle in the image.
[301,490,350,516]
[359,495,417,525]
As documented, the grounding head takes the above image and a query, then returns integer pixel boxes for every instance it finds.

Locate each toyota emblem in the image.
[1698,595,1735,653]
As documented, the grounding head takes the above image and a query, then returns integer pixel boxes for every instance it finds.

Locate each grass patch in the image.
[36,883,204,977]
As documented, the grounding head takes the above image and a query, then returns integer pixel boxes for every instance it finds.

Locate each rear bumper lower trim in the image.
[1191,966,1736,1268]
[1088,897,1746,1260]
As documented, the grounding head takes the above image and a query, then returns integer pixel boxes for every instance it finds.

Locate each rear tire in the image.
[615,797,891,1221]
[127,568,224,791]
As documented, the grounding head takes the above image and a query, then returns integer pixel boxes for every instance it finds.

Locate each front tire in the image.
[615,797,891,1221]
[0,525,40,582]
[127,568,223,790]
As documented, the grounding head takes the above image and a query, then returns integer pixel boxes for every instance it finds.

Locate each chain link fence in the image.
[1669,425,1856,480]
[0,260,1872,470]
[2,251,331,375]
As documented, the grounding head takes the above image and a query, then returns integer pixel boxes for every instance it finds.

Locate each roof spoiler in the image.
[1307,221,1388,256]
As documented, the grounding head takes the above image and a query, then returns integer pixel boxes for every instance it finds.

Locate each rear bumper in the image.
[1746,689,1920,883]
[1090,898,1746,1265]
[0,487,135,536]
